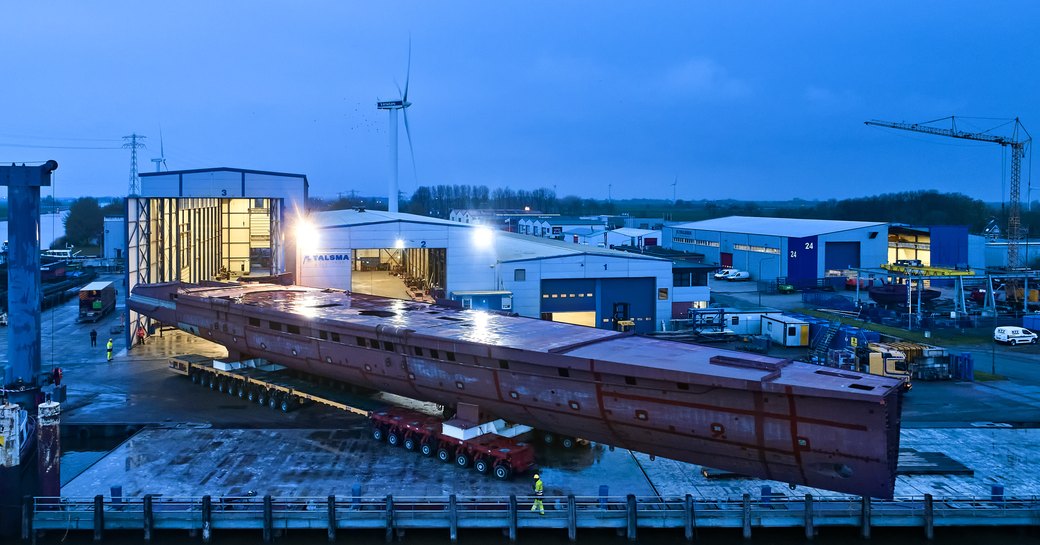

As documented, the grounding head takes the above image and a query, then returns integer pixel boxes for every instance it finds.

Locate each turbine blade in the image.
[402,108,418,186]
[403,38,411,102]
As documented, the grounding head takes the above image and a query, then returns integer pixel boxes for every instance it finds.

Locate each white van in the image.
[714,268,738,280]
[994,326,1038,345]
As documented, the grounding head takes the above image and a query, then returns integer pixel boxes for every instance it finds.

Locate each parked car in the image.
[714,268,738,280]
[994,326,1038,345]
[726,271,751,282]
[777,283,797,294]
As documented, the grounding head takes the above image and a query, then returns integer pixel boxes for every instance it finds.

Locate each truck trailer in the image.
[78,281,116,322]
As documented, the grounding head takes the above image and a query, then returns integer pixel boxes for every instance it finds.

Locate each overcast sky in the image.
[1,2,1037,203]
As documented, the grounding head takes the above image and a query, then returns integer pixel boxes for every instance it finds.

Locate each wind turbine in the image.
[671,176,678,203]
[150,127,167,173]
[377,43,417,214]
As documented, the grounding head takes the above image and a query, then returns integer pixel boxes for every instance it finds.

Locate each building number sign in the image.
[790,242,814,259]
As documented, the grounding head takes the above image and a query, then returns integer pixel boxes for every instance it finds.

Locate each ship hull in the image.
[131,282,903,498]
[869,285,941,306]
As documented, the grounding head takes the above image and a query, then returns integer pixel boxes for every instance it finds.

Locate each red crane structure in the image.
[865,117,1031,268]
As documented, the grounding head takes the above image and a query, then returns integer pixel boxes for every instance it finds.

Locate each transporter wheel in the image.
[455,453,471,468]
[247,389,257,403]
[420,442,434,457]
[257,392,268,406]
[403,437,417,451]
[437,447,452,463]
[191,372,200,385]
[208,376,217,390]
[280,397,292,413]
[387,431,401,447]
[268,395,279,410]
[474,459,490,475]
[219,380,228,394]
[227,382,238,396]
[493,464,512,481]
[561,437,576,449]
[238,386,247,399]
[372,427,385,442]
[542,432,554,445]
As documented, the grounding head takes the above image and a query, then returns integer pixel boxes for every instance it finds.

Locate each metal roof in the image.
[310,210,666,264]
[612,227,659,238]
[672,216,886,238]
[140,166,308,181]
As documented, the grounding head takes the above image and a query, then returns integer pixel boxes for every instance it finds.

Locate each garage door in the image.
[825,241,860,270]
[541,279,597,313]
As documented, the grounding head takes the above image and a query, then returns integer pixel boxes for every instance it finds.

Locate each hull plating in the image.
[130,282,903,498]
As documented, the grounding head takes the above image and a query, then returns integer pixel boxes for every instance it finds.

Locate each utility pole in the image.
[122,133,147,196]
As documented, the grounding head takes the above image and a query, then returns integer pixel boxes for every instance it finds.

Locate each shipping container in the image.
[762,315,810,347]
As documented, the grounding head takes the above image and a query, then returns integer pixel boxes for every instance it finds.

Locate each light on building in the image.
[473,226,494,249]
[394,238,405,249]
[295,217,319,253]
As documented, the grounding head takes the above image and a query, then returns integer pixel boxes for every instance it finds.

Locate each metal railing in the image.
[25,493,1040,542]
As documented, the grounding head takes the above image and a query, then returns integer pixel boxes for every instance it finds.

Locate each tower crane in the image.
[865,117,1031,268]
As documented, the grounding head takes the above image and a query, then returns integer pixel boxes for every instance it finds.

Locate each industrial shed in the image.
[663,216,888,287]
[300,210,673,333]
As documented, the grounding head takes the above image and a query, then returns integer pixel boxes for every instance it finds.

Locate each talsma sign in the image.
[303,252,352,266]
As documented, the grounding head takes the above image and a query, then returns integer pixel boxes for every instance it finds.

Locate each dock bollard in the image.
[93,494,104,542]
[860,496,871,539]
[201,495,211,544]
[21,496,32,542]
[385,494,395,543]
[508,495,518,543]
[924,494,934,540]
[327,495,336,542]
[263,495,273,543]
[144,494,154,542]
[567,495,577,542]
[626,494,637,541]
[683,494,694,542]
[804,494,814,540]
[742,493,751,539]
[449,494,458,543]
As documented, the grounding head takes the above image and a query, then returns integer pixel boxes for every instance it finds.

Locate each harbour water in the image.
[0,212,67,249]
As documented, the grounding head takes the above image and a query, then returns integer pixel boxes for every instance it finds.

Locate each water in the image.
[0,212,67,249]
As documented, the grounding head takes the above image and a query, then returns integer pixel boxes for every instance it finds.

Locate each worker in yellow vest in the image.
[530,473,544,515]
[106,338,114,362]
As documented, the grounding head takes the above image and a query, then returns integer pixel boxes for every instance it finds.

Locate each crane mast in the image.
[865,117,1031,268]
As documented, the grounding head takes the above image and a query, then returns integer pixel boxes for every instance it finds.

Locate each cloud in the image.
[662,58,751,100]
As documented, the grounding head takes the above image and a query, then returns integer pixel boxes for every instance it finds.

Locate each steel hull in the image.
[130,282,903,498]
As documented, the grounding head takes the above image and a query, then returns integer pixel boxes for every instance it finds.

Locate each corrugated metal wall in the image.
[929,225,969,267]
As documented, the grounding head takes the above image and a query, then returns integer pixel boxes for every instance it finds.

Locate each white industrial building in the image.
[565,227,662,249]
[298,210,677,333]
[516,217,607,240]
[664,216,888,287]
[102,216,125,259]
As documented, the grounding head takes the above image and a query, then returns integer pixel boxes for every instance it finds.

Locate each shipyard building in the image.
[663,216,888,286]
[297,210,676,333]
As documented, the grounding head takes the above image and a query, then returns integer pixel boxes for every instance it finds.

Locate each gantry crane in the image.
[865,117,1031,268]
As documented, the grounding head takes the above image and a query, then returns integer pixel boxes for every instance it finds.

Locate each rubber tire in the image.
[437,448,452,463]
[387,431,401,447]
[455,453,471,468]
[257,393,268,406]
[542,432,554,445]
[191,373,200,385]
[280,398,291,413]
[474,459,490,474]
[268,395,279,410]
[1011,339,1018,346]
[227,382,237,396]
[403,438,417,451]
[218,380,226,394]
[208,377,217,390]
[247,389,257,403]
[372,427,385,442]
[493,464,512,481]
[420,443,434,457]
[238,387,247,399]
[561,437,576,449]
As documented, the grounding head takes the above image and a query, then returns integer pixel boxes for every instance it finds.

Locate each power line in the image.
[0,142,121,150]
[123,134,147,195]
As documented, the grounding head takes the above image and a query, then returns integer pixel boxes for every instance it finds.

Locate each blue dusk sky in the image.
[1,1,1037,202]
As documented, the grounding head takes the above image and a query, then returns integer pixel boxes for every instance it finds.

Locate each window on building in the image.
[248,317,260,327]
[269,321,283,331]
[731,316,739,325]
[514,269,526,282]
[658,288,669,300]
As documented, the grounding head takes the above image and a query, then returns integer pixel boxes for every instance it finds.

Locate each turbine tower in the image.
[150,127,167,173]
[377,44,416,214]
